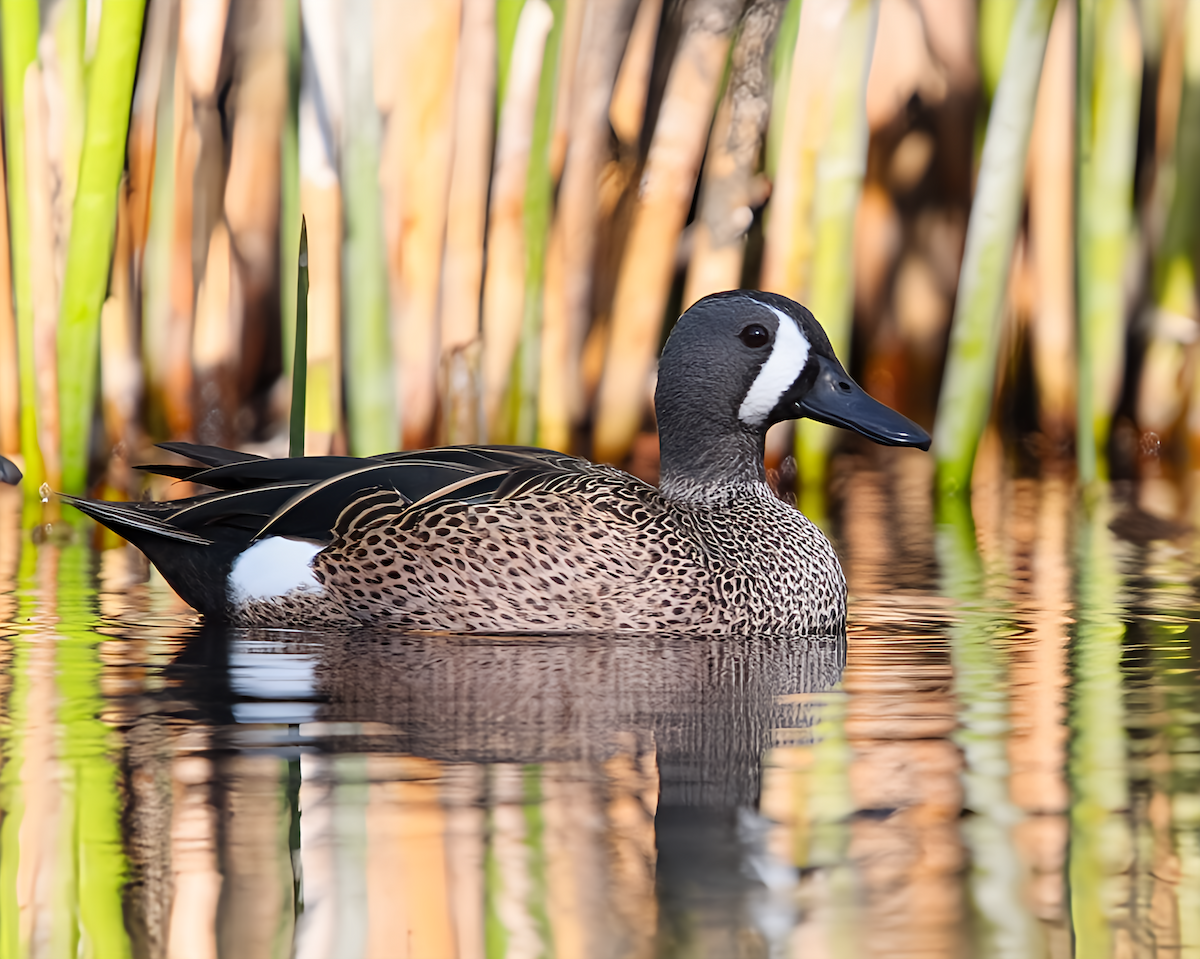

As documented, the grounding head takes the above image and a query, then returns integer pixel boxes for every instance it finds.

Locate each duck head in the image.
[655,290,930,499]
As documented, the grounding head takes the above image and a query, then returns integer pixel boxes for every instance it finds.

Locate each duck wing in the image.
[137,442,578,491]
[62,444,592,618]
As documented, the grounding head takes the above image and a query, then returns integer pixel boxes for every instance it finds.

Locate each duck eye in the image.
[738,324,770,348]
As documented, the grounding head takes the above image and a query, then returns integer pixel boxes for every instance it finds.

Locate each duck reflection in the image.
[123,627,846,958]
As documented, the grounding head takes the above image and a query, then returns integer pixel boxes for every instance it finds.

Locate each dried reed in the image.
[593,0,745,464]
[0,0,1192,510]
[539,0,639,451]
[440,0,495,445]
[378,0,461,450]
[683,0,786,309]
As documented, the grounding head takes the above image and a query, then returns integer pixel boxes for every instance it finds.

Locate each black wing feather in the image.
[156,442,268,467]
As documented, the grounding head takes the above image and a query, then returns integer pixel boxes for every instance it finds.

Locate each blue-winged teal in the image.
[65,291,929,633]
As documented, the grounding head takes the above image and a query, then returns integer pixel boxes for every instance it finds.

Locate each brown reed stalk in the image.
[593,0,746,464]
[23,64,63,490]
[1027,0,1075,448]
[100,179,141,492]
[683,0,787,307]
[163,25,198,439]
[482,0,556,439]
[127,0,174,286]
[549,0,586,182]
[609,0,663,147]
[191,221,239,443]
[377,0,461,450]
[166,0,228,445]
[222,0,287,410]
[139,0,178,440]
[180,0,229,102]
[440,0,496,445]
[538,0,639,452]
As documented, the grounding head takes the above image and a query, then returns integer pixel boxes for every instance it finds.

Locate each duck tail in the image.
[59,494,214,545]
[59,494,239,618]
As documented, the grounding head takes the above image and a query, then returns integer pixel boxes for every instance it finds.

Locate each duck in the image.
[64,291,930,634]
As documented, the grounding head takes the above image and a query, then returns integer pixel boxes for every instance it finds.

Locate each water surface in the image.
[1,455,1199,957]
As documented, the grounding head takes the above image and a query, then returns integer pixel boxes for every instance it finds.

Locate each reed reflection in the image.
[5,472,1200,956]
[117,627,847,957]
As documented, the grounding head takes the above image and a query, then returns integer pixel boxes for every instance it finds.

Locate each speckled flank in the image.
[235,460,846,634]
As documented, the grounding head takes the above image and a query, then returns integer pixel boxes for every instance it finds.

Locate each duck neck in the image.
[657,422,768,504]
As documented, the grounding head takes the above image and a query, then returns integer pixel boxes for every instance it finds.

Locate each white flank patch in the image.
[228,536,325,605]
[737,305,811,426]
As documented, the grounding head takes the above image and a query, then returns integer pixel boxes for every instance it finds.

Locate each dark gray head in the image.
[654,290,930,500]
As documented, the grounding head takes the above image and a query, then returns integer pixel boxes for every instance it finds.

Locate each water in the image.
[1,452,1199,957]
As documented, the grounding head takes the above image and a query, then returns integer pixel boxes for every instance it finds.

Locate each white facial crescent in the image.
[737,305,811,427]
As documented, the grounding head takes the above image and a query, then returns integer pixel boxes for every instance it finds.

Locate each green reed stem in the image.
[483,799,509,958]
[934,494,1040,956]
[341,0,395,455]
[280,0,302,388]
[765,0,803,181]
[796,0,878,521]
[0,540,37,958]
[57,0,146,494]
[1075,0,1142,484]
[290,218,309,458]
[1154,0,1200,310]
[1,0,43,490]
[522,766,553,955]
[1147,1,1200,343]
[496,0,528,116]
[979,0,1019,103]
[932,0,1056,497]
[1068,496,1131,958]
[514,0,563,445]
[56,542,133,958]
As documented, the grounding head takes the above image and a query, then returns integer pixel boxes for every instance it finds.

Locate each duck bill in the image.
[792,355,931,450]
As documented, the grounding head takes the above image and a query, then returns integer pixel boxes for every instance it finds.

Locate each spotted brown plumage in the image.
[62,291,930,633]
[304,465,845,634]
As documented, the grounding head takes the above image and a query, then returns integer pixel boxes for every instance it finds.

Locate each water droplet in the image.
[38,482,51,504]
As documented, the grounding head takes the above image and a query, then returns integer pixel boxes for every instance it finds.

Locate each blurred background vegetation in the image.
[0,0,1197,509]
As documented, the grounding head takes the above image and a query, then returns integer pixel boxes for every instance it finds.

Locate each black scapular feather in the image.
[62,442,577,619]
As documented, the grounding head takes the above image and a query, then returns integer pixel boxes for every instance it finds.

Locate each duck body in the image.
[266,462,846,634]
[65,291,929,633]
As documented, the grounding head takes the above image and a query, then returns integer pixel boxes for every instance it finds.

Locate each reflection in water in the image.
[144,627,845,958]
[2,465,1200,955]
